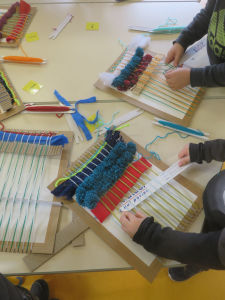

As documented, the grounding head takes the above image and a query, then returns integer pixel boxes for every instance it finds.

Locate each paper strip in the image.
[120,161,192,211]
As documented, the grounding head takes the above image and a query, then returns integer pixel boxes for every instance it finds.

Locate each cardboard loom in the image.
[0,64,25,121]
[48,132,203,282]
[0,2,36,48]
[0,130,73,254]
[95,49,205,126]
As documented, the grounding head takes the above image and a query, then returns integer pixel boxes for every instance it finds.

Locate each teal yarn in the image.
[158,120,204,136]
[76,141,136,209]
[112,47,144,87]
[145,130,190,161]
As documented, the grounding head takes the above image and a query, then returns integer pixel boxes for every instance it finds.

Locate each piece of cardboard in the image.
[72,234,85,247]
[23,213,88,272]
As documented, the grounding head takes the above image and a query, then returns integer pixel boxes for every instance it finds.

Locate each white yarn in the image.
[99,72,117,87]
[128,34,151,51]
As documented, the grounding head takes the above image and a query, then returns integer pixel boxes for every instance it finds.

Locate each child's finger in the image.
[178,144,189,159]
[135,211,147,218]
[165,71,173,79]
[173,58,179,67]
[178,149,187,159]
[173,52,184,67]
[165,52,174,64]
[178,156,190,166]
[120,213,128,224]
[120,212,134,224]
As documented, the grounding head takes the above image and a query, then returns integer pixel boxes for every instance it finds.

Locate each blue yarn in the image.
[51,130,124,199]
[0,131,68,146]
[54,90,99,141]
[98,111,120,135]
[105,130,123,145]
[112,47,144,87]
[158,120,204,137]
[76,141,136,209]
[144,130,189,161]
[136,47,144,56]
[134,151,160,162]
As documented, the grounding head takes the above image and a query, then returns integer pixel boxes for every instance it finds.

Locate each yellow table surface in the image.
[0,1,224,275]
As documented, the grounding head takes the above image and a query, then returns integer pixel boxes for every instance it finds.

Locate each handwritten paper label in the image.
[120,161,192,211]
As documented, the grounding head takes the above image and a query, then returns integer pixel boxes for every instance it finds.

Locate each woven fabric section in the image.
[91,157,151,223]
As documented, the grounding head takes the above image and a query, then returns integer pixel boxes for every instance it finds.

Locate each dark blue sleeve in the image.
[190,139,225,163]
[176,0,214,50]
[133,217,224,269]
[190,63,225,87]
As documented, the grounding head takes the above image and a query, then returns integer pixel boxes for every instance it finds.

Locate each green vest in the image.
[208,9,225,59]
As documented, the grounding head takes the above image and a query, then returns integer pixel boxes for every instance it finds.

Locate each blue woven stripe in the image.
[51,130,123,199]
[0,131,68,146]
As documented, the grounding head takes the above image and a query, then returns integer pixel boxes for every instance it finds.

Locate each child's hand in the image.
[165,43,185,67]
[120,211,147,238]
[165,68,191,90]
[178,143,191,166]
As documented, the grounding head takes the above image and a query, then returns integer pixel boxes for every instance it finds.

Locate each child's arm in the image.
[179,140,225,166]
[175,0,214,52]
[165,62,225,90]
[120,211,225,269]
[164,1,219,90]
[165,0,214,67]
[190,63,225,87]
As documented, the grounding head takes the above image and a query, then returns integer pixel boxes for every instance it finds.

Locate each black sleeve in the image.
[189,139,225,163]
[176,0,214,50]
[133,217,223,269]
[0,274,23,300]
[190,63,225,87]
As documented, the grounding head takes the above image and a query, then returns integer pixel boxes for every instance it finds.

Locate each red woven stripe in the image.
[91,157,151,222]
[6,1,31,42]
[3,130,56,137]
[140,157,152,167]
[91,201,109,223]
[110,186,124,198]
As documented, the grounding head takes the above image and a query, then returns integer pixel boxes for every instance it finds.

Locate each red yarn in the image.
[91,157,151,223]
[2,130,56,137]
[117,54,153,91]
[6,0,31,42]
